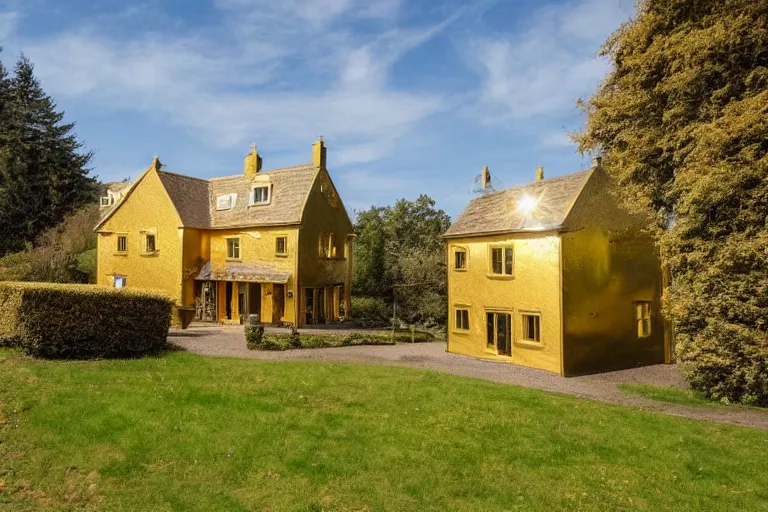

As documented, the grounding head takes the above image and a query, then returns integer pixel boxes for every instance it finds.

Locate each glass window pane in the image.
[492,248,502,274]
[486,313,495,347]
[504,247,513,275]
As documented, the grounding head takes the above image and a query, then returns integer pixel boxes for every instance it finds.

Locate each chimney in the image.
[244,143,262,178]
[535,166,544,181]
[312,137,327,169]
[592,156,603,169]
[481,165,492,190]
[151,156,162,172]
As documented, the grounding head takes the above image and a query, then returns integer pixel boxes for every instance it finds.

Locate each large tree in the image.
[353,195,451,326]
[575,0,768,404]
[0,53,96,256]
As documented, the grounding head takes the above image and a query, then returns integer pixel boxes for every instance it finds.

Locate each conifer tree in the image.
[0,54,96,256]
[575,0,768,404]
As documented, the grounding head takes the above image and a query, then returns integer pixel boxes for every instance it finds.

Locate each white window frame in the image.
[226,237,241,260]
[250,185,271,206]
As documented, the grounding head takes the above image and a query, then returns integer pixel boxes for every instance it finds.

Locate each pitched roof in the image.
[208,164,318,228]
[443,170,592,238]
[156,171,211,228]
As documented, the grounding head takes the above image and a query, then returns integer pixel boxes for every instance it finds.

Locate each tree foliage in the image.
[353,195,451,326]
[575,0,768,404]
[0,51,96,256]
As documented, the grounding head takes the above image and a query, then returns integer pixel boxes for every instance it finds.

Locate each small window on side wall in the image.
[145,234,156,253]
[227,238,241,259]
[454,249,466,270]
[490,246,513,275]
[251,185,270,205]
[455,308,469,330]
[276,236,287,255]
[116,235,127,253]
[635,301,651,338]
[521,313,541,342]
[113,275,127,289]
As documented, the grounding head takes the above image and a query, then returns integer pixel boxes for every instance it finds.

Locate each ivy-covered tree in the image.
[0,53,96,256]
[575,0,768,404]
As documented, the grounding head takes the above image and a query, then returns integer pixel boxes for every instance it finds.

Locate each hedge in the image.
[245,326,406,351]
[0,281,173,359]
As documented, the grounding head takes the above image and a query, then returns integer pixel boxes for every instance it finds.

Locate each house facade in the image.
[443,161,670,376]
[95,139,354,326]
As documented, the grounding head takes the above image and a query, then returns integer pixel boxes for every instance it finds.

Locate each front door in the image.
[225,282,233,320]
[487,312,512,356]
[272,284,285,324]
[317,288,326,324]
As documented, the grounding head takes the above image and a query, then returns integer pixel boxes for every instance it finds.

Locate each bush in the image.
[245,327,398,351]
[0,282,173,359]
[351,297,390,326]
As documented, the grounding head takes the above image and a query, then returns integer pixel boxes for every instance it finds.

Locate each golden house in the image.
[95,139,354,326]
[443,161,670,375]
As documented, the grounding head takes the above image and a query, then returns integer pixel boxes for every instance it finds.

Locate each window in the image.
[490,246,513,275]
[227,238,241,259]
[145,234,156,253]
[319,234,334,258]
[216,194,237,210]
[113,275,127,289]
[521,313,541,343]
[454,249,467,270]
[486,312,512,356]
[454,308,469,330]
[276,236,287,255]
[636,301,652,338]
[116,235,127,253]
[251,186,270,205]
[100,196,112,207]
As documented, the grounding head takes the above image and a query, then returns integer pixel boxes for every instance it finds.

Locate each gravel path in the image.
[169,324,768,430]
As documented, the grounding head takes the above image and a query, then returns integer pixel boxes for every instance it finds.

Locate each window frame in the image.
[635,301,652,338]
[140,230,157,255]
[216,193,237,211]
[518,311,543,346]
[249,185,271,206]
[453,247,467,271]
[453,306,470,332]
[275,235,288,256]
[113,275,127,289]
[115,234,128,254]
[488,244,514,277]
[226,236,241,260]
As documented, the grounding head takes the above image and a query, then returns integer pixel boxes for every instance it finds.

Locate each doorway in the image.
[486,312,512,356]
[248,283,261,320]
[272,284,285,324]
[225,282,233,320]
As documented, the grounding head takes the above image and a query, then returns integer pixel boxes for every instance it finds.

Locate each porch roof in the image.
[195,261,290,284]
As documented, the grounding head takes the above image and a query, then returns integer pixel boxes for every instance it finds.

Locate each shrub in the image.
[350,297,390,326]
[0,281,173,359]
[245,328,399,351]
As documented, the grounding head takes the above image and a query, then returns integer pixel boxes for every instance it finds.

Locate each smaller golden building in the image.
[95,139,354,326]
[443,162,670,376]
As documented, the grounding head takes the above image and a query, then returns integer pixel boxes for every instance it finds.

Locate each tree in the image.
[352,195,452,326]
[0,54,96,256]
[575,0,768,404]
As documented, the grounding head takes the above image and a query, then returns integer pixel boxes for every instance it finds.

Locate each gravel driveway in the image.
[169,324,768,430]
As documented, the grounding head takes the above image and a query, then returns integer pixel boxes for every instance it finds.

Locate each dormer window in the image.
[216,193,237,211]
[100,196,112,207]
[250,185,270,205]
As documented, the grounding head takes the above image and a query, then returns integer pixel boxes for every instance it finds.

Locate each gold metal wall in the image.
[446,232,563,374]
[560,170,666,375]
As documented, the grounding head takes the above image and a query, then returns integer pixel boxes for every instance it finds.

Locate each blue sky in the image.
[0,0,634,218]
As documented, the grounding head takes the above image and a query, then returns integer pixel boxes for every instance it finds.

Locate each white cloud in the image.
[466,0,632,123]
[0,11,19,42]
[19,0,462,165]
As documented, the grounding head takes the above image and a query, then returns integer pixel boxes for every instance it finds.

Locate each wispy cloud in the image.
[17,0,461,166]
[465,0,631,123]
[0,11,19,42]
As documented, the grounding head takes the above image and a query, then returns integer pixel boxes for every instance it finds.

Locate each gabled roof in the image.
[156,171,211,228]
[208,164,318,228]
[96,162,322,231]
[443,170,592,238]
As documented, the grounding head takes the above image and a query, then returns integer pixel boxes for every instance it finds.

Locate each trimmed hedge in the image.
[245,326,401,351]
[0,281,173,359]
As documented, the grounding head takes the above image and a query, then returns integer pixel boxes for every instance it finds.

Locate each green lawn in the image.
[1,349,767,511]
[618,383,727,408]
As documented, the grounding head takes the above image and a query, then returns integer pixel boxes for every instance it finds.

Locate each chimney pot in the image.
[592,156,602,169]
[312,138,327,169]
[481,165,492,190]
[244,144,262,178]
[535,166,544,181]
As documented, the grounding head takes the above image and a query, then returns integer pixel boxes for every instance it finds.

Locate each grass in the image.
[618,384,732,408]
[1,349,768,511]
